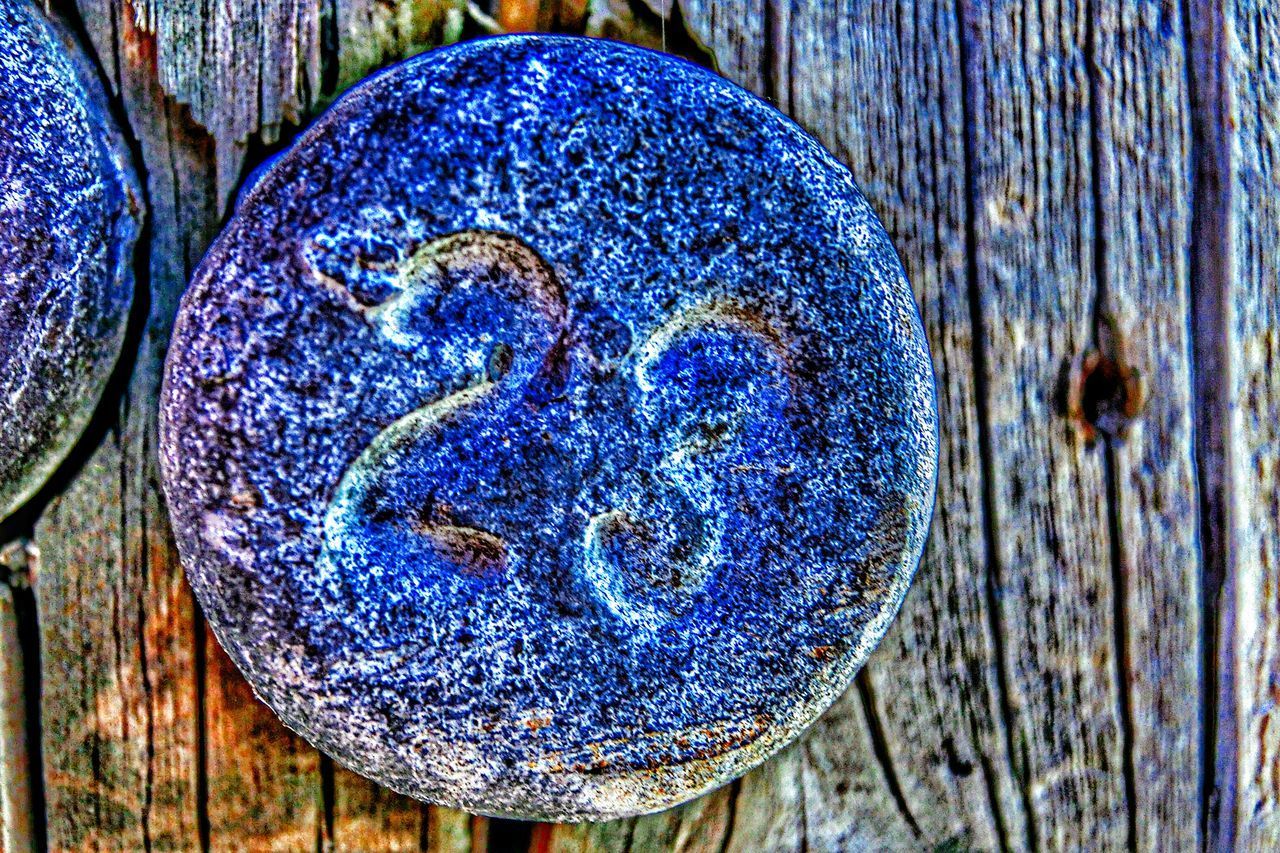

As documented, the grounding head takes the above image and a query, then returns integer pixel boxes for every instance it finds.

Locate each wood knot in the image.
[1061,346,1143,444]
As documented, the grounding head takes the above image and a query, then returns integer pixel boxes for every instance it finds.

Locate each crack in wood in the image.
[714,778,741,853]
[194,604,211,853]
[319,752,335,852]
[953,1,1040,848]
[854,670,922,837]
[1083,4,1138,848]
[1186,0,1234,846]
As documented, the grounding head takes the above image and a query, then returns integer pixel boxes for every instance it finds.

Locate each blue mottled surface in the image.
[161,35,937,821]
[0,0,140,521]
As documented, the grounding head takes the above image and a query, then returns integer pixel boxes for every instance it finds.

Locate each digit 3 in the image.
[579,301,798,635]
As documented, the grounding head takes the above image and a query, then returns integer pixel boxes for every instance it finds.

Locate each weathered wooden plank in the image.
[36,440,182,852]
[46,1,285,850]
[608,1,1030,848]
[1215,3,1280,849]
[952,2,1136,847]
[329,766,424,851]
[33,2,221,850]
[126,0,320,200]
[539,817,633,852]
[1087,3,1200,850]
[658,0,1199,848]
[40,3,483,851]
[499,0,587,35]
[623,787,733,852]
[125,0,464,204]
[328,769,485,852]
[0,545,33,853]
[764,682,919,849]
[422,806,475,853]
[555,0,1192,845]
[541,786,730,853]
[753,1,1026,847]
[202,623,322,851]
[23,0,1218,850]
[331,0,464,104]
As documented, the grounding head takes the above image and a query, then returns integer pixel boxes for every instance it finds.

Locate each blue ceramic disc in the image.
[161,35,937,821]
[0,1,140,521]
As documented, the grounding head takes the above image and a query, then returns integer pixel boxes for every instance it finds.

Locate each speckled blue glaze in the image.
[0,0,140,522]
[160,35,938,821]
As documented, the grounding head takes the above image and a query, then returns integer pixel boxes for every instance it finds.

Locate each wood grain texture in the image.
[125,0,316,147]
[1087,3,1200,849]
[37,439,195,852]
[124,0,464,204]
[328,767,423,852]
[35,3,210,850]
[1215,3,1280,849]
[422,807,475,853]
[717,1,1024,847]
[959,2,1128,844]
[11,0,1265,849]
[203,626,321,851]
[587,1,1199,849]
[528,8,1013,851]
[0,546,33,853]
[30,1,476,850]
[330,0,465,106]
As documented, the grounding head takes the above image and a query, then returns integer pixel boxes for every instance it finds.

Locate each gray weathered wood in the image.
[0,546,32,853]
[125,0,319,203]
[11,0,1269,849]
[709,1,1023,847]
[958,4,1129,845]
[1088,4,1200,849]
[37,3,211,849]
[549,4,1016,849]
[637,1,1201,849]
[1211,3,1280,849]
[124,0,463,204]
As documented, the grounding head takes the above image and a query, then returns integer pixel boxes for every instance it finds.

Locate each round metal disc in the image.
[0,2,140,521]
[161,35,937,821]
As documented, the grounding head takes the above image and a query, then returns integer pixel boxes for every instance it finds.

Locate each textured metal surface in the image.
[0,0,141,522]
[160,35,937,821]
